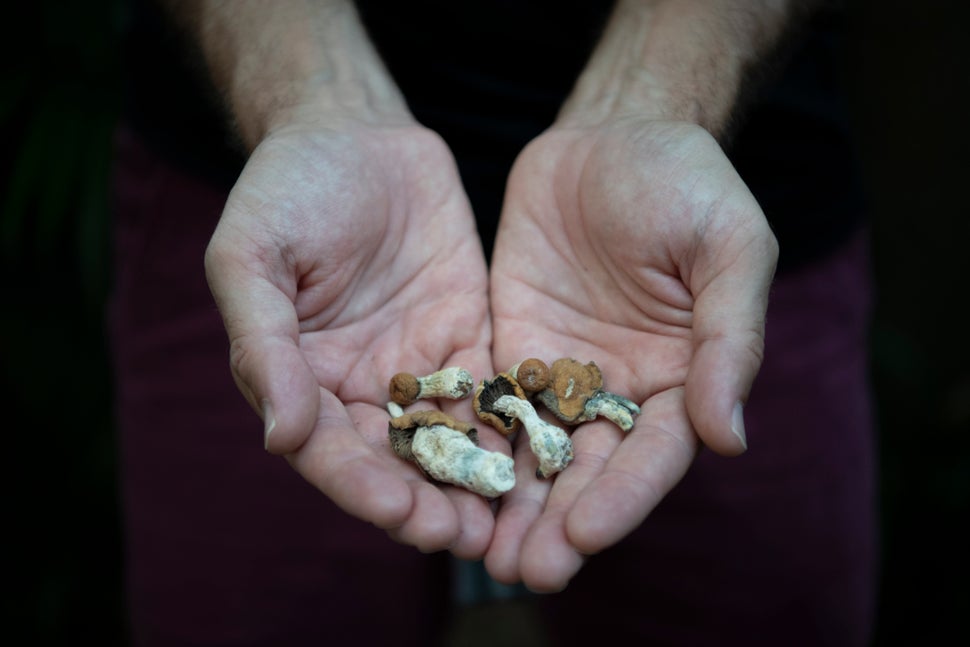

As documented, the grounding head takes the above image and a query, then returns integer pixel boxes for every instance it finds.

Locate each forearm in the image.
[160,0,410,149]
[558,0,811,138]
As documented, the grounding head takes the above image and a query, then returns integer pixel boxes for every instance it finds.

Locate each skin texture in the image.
[185,0,793,587]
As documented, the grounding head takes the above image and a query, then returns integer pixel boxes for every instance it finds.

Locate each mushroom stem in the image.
[410,425,516,498]
[583,392,641,432]
[492,395,574,479]
[390,367,475,405]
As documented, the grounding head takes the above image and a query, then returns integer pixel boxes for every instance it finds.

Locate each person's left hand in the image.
[484,118,778,591]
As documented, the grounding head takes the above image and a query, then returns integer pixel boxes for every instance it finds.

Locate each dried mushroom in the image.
[388,410,477,462]
[389,367,474,406]
[472,373,527,435]
[535,358,603,421]
[582,391,641,432]
[411,425,515,498]
[384,356,637,489]
[387,410,513,498]
[492,395,574,479]
[535,358,640,431]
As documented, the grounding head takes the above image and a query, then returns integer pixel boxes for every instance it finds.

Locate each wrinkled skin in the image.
[485,119,778,591]
[204,122,500,557]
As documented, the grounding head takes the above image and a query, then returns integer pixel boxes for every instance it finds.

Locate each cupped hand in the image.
[485,119,778,590]
[204,120,498,557]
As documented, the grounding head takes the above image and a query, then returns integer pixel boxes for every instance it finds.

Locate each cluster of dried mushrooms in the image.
[386,358,640,498]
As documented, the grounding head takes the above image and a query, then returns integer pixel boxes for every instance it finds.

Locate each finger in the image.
[384,479,462,553]
[205,238,319,454]
[566,387,698,554]
[440,487,495,559]
[686,224,778,455]
[518,510,586,593]
[286,394,419,530]
[515,422,622,591]
[484,433,553,584]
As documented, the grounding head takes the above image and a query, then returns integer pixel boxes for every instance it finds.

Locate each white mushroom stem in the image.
[411,425,516,498]
[386,401,405,418]
[492,395,574,479]
[582,392,641,432]
[417,367,475,399]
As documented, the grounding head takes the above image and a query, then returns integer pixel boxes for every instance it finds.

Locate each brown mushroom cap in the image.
[472,373,527,435]
[389,372,421,405]
[536,358,604,423]
[388,410,478,461]
[512,358,551,394]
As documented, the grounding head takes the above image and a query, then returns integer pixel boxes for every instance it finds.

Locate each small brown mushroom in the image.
[388,367,475,405]
[508,358,551,395]
[472,373,527,435]
[535,358,641,431]
[535,358,603,423]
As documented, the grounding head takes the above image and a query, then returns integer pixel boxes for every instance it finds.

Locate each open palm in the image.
[485,120,778,589]
[204,122,498,557]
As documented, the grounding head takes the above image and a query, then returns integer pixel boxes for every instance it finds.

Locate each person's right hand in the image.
[204,119,498,558]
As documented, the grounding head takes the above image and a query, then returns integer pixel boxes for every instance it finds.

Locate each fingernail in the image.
[262,399,276,450]
[731,401,748,450]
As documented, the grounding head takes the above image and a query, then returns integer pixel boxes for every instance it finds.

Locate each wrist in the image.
[186,0,413,148]
[258,71,414,143]
[555,0,796,138]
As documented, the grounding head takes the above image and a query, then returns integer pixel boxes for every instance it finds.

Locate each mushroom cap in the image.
[389,372,421,405]
[389,410,477,435]
[473,373,527,436]
[511,358,551,394]
[536,358,604,423]
[388,410,478,460]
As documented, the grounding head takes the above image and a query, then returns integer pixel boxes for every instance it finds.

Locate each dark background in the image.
[3,1,967,644]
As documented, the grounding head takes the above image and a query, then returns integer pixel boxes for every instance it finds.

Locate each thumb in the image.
[685,227,778,456]
[205,238,319,455]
